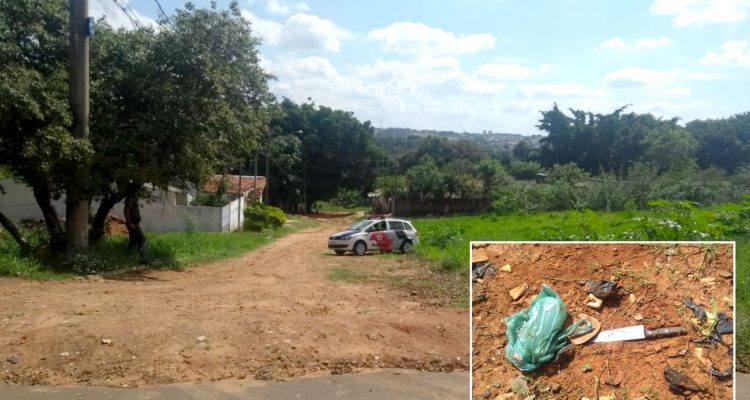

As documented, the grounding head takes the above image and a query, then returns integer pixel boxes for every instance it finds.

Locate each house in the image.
[0,176,267,233]
[202,175,266,203]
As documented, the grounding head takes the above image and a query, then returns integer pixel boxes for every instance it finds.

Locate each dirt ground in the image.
[0,217,468,387]
[471,243,734,400]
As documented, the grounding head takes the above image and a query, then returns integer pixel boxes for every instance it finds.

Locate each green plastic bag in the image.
[504,284,592,371]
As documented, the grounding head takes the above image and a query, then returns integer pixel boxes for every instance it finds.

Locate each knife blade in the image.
[593,325,685,343]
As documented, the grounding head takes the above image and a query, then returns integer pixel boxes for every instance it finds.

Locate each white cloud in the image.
[476,63,536,80]
[650,0,750,26]
[90,0,158,30]
[265,0,311,15]
[242,10,284,45]
[242,11,350,52]
[282,13,350,52]
[700,39,750,66]
[368,22,495,57]
[602,66,725,87]
[595,36,671,51]
[518,83,605,99]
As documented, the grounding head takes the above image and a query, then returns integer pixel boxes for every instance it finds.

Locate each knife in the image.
[593,325,686,343]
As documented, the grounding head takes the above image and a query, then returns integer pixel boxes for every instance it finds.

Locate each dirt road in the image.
[0,218,468,387]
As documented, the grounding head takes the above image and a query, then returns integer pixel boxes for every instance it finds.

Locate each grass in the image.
[412,207,747,272]
[0,216,319,279]
[329,267,371,283]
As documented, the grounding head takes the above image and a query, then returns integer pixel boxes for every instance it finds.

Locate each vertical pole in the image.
[66,0,90,250]
[264,152,270,204]
[303,167,307,214]
[253,153,258,203]
[237,165,242,230]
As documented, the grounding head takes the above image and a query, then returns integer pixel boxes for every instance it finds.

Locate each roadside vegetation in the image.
[0,217,318,279]
[413,201,749,271]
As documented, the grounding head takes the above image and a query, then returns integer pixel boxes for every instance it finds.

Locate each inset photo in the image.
[471,243,734,399]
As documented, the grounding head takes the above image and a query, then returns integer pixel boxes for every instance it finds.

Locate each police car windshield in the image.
[348,220,374,231]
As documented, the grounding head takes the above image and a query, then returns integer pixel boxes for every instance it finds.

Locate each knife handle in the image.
[644,326,686,339]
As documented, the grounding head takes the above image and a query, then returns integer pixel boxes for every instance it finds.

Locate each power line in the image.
[111,0,141,28]
[152,0,175,29]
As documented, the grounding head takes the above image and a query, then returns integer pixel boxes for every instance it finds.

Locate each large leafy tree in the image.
[0,0,90,251]
[268,98,387,211]
[88,2,273,257]
[0,1,273,262]
[687,112,750,173]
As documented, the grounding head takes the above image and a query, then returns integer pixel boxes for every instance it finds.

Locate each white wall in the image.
[0,179,66,220]
[0,178,243,233]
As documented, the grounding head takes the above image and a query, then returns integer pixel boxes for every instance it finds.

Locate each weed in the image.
[329,267,370,283]
[581,363,592,372]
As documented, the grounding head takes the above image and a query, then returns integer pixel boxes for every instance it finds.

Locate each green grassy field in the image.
[411,207,750,365]
[0,217,318,279]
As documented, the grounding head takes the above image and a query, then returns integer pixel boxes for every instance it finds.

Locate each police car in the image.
[327,216,419,256]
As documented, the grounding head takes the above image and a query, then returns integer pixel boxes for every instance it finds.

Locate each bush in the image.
[332,187,361,208]
[243,202,287,231]
[508,160,541,180]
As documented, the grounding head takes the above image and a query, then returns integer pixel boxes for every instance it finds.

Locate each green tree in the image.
[88,2,273,258]
[374,175,407,199]
[641,126,697,173]
[0,0,91,251]
[687,112,750,173]
[269,98,388,211]
[406,155,443,201]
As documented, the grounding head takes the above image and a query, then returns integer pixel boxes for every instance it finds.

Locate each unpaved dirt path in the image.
[0,218,468,387]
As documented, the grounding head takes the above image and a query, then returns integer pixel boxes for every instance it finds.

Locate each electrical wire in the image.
[152,0,175,29]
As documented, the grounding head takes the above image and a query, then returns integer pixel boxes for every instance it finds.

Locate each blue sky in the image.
[94,0,750,135]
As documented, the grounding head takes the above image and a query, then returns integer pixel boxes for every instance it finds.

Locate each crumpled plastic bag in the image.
[505,284,592,371]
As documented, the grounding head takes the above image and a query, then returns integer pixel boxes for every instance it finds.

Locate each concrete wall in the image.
[0,179,66,220]
[0,178,244,232]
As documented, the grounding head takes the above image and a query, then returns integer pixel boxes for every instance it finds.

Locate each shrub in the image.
[332,187,361,208]
[508,159,541,180]
[243,202,287,231]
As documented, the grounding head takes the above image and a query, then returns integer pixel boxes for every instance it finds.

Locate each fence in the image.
[389,198,491,217]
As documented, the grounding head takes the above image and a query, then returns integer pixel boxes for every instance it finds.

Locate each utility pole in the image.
[66,0,91,250]
[253,153,258,203]
[264,151,270,204]
[237,164,242,230]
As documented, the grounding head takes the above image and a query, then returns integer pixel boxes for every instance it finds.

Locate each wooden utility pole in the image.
[66,0,90,249]
[264,152,270,204]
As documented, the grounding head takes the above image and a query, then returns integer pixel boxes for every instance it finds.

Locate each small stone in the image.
[523,396,535,400]
[629,294,636,303]
[500,264,512,273]
[495,393,514,400]
[59,352,70,357]
[634,314,643,321]
[718,271,732,279]
[196,336,207,342]
[367,332,379,340]
[586,294,604,310]
[100,339,112,345]
[482,389,491,399]
[549,382,561,393]
[699,277,716,286]
[473,250,490,264]
[492,381,501,388]
[6,356,19,365]
[509,283,528,301]
[606,370,623,386]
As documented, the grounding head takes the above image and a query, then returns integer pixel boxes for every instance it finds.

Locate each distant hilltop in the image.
[374,127,542,152]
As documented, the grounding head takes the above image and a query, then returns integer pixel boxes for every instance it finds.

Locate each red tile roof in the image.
[203,175,266,201]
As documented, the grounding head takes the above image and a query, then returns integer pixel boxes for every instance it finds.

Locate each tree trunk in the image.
[31,183,65,252]
[0,211,31,254]
[90,191,125,244]
[123,184,147,264]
